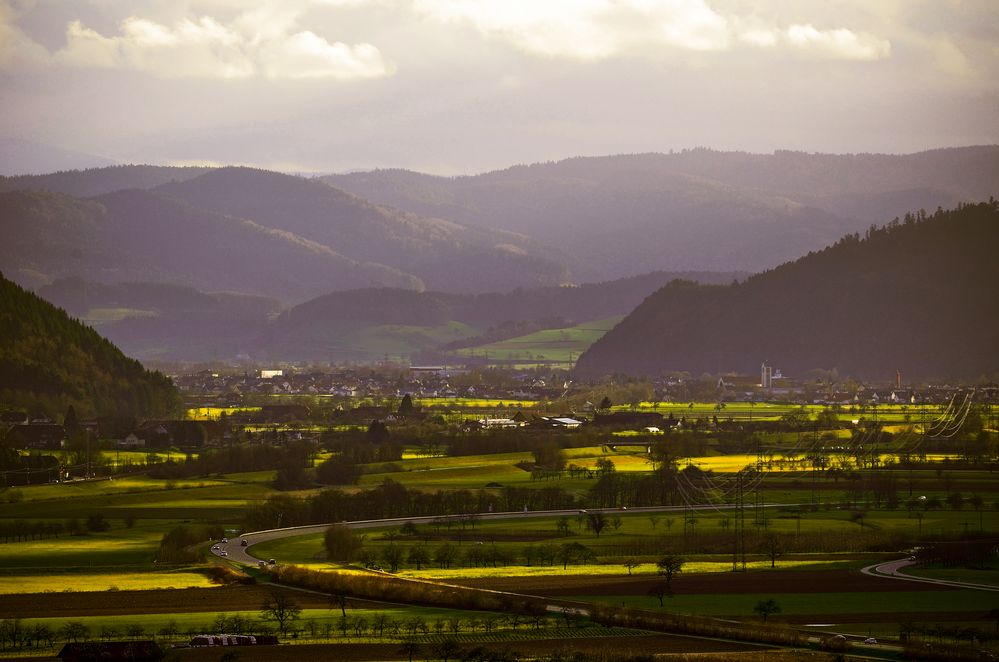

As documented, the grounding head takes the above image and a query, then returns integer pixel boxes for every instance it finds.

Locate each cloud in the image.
[32,6,393,80]
[413,0,890,61]
[0,1,48,68]
[785,24,890,60]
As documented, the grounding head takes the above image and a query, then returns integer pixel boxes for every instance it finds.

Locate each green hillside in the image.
[0,272,179,418]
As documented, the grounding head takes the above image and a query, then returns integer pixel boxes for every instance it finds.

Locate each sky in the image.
[1,0,997,175]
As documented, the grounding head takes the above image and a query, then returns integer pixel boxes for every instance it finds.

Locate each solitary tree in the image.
[753,598,781,622]
[656,554,684,589]
[585,512,608,537]
[760,533,786,568]
[328,590,349,618]
[260,590,302,636]
[433,638,461,662]
[647,579,672,607]
[398,640,420,662]
[324,524,363,563]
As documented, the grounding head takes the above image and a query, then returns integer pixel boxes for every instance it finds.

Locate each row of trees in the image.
[325,524,601,571]
[243,481,580,531]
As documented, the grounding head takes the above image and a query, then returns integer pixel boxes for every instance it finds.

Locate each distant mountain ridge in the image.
[0,164,210,197]
[575,202,999,381]
[2,148,995,312]
[0,167,569,299]
[155,167,568,293]
[0,187,421,299]
[326,146,999,281]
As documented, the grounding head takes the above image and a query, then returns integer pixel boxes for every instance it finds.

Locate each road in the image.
[861,558,999,592]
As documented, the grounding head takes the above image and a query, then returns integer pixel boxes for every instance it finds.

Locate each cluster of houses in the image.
[0,414,224,452]
[658,373,988,407]
[468,410,671,432]
[172,366,558,402]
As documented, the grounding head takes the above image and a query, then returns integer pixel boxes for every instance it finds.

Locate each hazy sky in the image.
[1,0,997,174]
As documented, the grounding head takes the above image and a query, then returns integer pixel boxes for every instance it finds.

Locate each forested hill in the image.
[575,202,999,381]
[0,273,179,418]
[0,164,211,197]
[279,270,746,330]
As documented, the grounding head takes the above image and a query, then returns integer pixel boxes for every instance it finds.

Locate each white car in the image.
[864,638,877,645]
[220,551,228,557]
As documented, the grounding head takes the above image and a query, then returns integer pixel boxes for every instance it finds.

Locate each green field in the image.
[82,308,158,325]
[454,316,623,364]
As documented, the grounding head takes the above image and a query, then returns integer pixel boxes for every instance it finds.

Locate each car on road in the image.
[864,638,878,644]
[268,558,276,565]
[221,537,228,543]
[240,539,248,546]
[220,551,228,557]
[211,545,220,551]
[258,561,267,568]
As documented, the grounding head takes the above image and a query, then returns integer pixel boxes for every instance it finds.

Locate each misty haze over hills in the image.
[3,147,997,295]
[35,271,742,363]
[328,147,999,280]
[0,147,996,369]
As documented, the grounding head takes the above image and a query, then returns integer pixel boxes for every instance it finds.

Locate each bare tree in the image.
[260,590,302,636]
[434,638,461,662]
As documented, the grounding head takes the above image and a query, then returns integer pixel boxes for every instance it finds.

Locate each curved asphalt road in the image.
[861,558,999,592]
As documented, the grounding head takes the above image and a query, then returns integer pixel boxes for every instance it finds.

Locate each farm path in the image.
[862,558,999,592]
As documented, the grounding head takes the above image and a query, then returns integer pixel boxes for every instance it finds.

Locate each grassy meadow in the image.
[454,316,623,365]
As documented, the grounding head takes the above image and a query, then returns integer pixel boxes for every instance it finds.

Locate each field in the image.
[0,395,994,661]
[454,316,623,365]
[81,308,158,325]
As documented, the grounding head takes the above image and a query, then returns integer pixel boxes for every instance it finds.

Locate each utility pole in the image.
[733,472,747,572]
